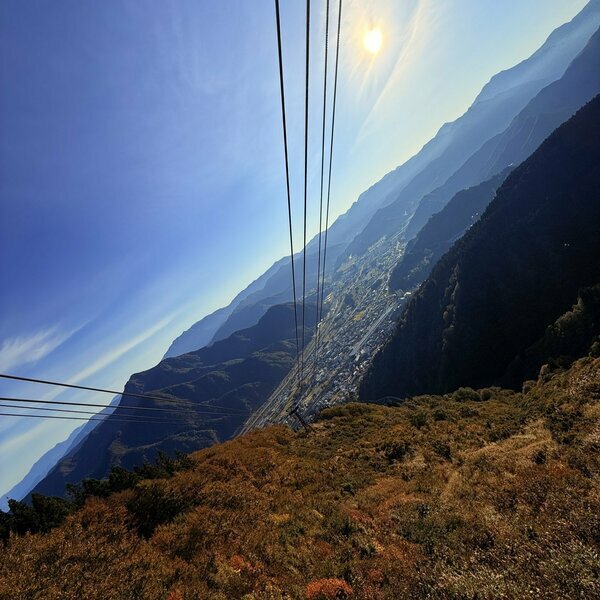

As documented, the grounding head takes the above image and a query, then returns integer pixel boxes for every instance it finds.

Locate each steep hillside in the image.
[1,427,88,510]
[1,397,121,509]
[506,283,600,384]
[389,168,512,292]
[33,304,316,498]
[405,24,600,240]
[162,4,599,360]
[345,4,600,258]
[2,355,599,598]
[361,96,600,402]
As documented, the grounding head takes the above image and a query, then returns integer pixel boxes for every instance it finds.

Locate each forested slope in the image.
[361,96,600,402]
[33,304,315,498]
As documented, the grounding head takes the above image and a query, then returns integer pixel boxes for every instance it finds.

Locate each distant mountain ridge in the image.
[33,304,316,498]
[389,168,513,292]
[164,256,289,358]
[361,96,600,401]
[474,0,599,104]
[404,24,600,239]
[1,396,120,509]
[344,1,600,258]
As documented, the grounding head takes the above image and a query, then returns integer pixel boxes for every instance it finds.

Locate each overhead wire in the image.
[0,412,192,425]
[274,0,301,382]
[313,0,330,383]
[317,0,343,337]
[313,0,343,383]
[0,373,249,415]
[0,396,242,416]
[300,0,311,382]
[0,402,194,422]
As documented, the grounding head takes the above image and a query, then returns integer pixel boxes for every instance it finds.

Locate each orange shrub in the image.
[306,578,353,599]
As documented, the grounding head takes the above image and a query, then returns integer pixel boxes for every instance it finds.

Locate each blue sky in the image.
[0,0,587,497]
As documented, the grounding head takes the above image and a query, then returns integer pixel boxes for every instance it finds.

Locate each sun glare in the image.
[363,27,383,55]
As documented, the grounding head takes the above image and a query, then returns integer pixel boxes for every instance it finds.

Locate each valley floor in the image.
[1,357,599,599]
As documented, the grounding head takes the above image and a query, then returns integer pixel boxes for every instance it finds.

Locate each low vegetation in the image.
[0,452,194,541]
[1,356,598,599]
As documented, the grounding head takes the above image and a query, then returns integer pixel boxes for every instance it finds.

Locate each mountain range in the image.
[389,167,513,292]
[165,3,600,361]
[404,23,600,240]
[0,400,117,511]
[361,95,600,401]
[32,304,315,497]
[342,0,600,259]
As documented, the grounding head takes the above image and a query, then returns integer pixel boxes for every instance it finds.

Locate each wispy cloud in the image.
[66,315,176,386]
[0,314,177,497]
[0,327,77,372]
[0,419,51,457]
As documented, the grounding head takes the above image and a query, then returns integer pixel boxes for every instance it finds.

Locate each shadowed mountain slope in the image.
[361,96,600,402]
[389,168,513,292]
[33,304,315,498]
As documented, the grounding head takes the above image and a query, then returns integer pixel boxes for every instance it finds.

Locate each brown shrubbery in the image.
[1,357,599,599]
[305,578,352,599]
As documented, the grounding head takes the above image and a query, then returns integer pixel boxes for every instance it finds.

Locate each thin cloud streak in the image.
[0,326,80,373]
[65,314,176,387]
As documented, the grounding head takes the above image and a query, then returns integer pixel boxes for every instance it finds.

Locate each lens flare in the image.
[363,28,383,55]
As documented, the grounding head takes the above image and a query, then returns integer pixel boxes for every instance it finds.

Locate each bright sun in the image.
[363,27,383,55]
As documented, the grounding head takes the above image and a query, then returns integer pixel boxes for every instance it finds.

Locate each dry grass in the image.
[1,358,599,599]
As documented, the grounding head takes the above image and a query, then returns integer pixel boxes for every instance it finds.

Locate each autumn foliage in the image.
[305,578,352,599]
[1,357,599,599]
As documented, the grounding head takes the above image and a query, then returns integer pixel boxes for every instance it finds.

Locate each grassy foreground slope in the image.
[361,95,600,402]
[1,355,599,599]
